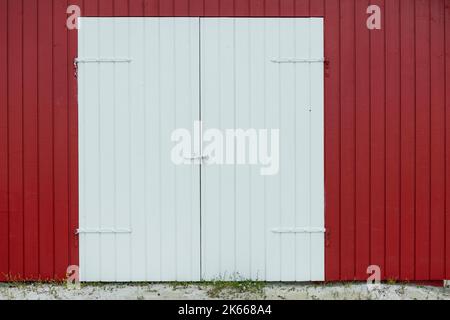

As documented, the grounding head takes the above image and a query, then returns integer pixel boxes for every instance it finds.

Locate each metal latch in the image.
[184,155,210,162]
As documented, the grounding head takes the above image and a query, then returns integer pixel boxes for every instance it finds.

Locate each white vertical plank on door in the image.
[188,18,201,281]
[249,18,267,280]
[217,19,237,280]
[113,18,132,281]
[144,18,162,281]
[98,18,116,281]
[129,18,147,280]
[309,18,325,281]
[159,18,177,280]
[264,19,282,281]
[279,18,297,281]
[234,19,252,280]
[201,18,222,279]
[77,18,86,281]
[294,18,312,281]
[174,18,201,281]
[79,18,101,281]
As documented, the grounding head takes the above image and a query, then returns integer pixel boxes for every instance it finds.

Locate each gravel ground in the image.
[0,282,449,300]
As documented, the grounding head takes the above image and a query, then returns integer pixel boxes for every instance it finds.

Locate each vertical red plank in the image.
[23,0,39,280]
[8,0,24,280]
[143,0,158,16]
[324,0,341,281]
[415,0,431,280]
[174,0,188,16]
[310,0,324,17]
[189,0,204,16]
[84,3,99,19]
[114,0,129,15]
[219,0,233,16]
[84,0,99,16]
[400,0,416,280]
[265,0,280,16]
[280,0,294,16]
[293,0,308,16]
[100,2,114,27]
[369,0,385,278]
[249,0,265,16]
[129,0,144,16]
[0,0,9,281]
[53,0,70,280]
[68,0,83,270]
[430,0,446,280]
[446,0,450,280]
[339,0,355,280]
[99,0,113,15]
[385,0,401,280]
[100,0,114,16]
[235,0,250,16]
[204,0,219,16]
[159,0,173,16]
[355,0,370,280]
[38,0,55,280]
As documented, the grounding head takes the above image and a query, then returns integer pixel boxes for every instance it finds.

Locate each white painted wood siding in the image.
[200,18,324,281]
[78,18,201,281]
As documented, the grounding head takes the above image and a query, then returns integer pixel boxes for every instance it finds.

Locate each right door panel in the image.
[200,18,324,281]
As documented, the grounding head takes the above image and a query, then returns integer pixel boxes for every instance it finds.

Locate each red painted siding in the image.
[400,0,416,280]
[385,0,401,279]
[430,0,446,280]
[354,0,370,280]
[23,0,39,280]
[324,0,341,280]
[0,0,8,282]
[0,0,449,281]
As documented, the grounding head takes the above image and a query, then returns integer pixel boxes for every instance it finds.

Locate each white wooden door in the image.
[79,17,324,282]
[200,18,324,281]
[78,18,201,281]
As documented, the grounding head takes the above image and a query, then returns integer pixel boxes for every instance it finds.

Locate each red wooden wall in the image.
[0,0,449,281]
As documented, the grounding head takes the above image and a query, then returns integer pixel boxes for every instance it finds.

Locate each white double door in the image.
[78,17,324,282]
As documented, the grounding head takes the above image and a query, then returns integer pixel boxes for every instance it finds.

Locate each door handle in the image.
[184,155,210,162]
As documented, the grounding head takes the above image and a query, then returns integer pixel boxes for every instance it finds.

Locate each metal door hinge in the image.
[76,228,132,234]
[73,59,78,78]
[75,58,132,64]
[271,58,325,64]
[271,227,326,234]
[74,58,132,78]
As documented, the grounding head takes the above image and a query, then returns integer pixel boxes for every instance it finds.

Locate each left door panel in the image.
[78,18,200,281]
